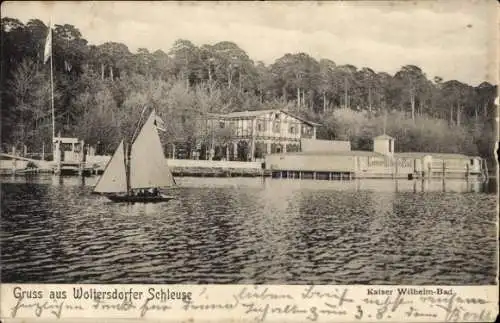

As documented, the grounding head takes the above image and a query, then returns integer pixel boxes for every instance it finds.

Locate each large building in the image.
[205,109,320,161]
[265,134,486,179]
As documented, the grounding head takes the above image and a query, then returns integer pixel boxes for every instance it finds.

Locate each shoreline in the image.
[0,169,492,180]
[1,157,494,179]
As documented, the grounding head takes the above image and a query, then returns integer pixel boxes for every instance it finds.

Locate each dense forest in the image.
[1,18,497,165]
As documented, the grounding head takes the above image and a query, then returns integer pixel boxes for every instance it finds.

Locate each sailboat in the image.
[93,109,176,203]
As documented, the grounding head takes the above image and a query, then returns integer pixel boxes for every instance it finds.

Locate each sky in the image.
[3,1,498,86]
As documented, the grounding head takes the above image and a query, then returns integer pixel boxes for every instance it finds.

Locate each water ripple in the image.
[1,176,497,284]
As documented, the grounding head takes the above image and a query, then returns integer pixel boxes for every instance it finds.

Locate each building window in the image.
[289,124,296,134]
[301,125,312,138]
[257,120,266,132]
[470,159,474,165]
[219,121,225,128]
[286,144,299,152]
[388,139,392,153]
[273,121,281,133]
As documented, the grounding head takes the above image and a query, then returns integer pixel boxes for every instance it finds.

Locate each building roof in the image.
[219,109,320,126]
[206,113,225,119]
[373,134,394,140]
[281,110,322,126]
[223,109,275,118]
[272,150,480,159]
[270,150,385,157]
[394,152,478,159]
[53,137,80,143]
[300,138,351,153]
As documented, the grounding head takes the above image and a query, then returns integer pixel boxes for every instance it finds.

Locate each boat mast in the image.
[132,106,150,143]
[126,106,149,194]
[124,141,131,195]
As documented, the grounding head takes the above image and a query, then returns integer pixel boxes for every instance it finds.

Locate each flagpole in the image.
[383,109,387,135]
[49,26,55,143]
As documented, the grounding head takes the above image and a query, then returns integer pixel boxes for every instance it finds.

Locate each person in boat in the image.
[147,187,159,196]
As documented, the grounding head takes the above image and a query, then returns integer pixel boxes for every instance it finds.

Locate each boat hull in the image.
[105,194,174,203]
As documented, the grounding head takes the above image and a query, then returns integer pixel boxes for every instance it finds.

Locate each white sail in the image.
[93,140,127,193]
[129,110,175,189]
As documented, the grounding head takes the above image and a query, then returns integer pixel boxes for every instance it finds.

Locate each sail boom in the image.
[128,186,175,190]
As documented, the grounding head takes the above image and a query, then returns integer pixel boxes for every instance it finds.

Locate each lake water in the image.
[1,175,497,285]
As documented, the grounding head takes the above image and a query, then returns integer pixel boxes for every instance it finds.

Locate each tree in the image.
[318,59,337,112]
[335,64,358,109]
[356,67,379,113]
[151,49,174,81]
[393,65,427,120]
[53,23,89,76]
[95,42,132,80]
[270,53,320,111]
[0,15,496,167]
[475,82,496,118]
[441,80,469,126]
[169,39,201,87]
[6,58,57,149]
[211,41,253,92]
[72,83,119,151]
[254,61,273,104]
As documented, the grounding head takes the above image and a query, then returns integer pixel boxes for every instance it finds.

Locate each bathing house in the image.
[265,134,485,180]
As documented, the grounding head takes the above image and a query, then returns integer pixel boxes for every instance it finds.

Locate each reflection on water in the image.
[1,175,497,284]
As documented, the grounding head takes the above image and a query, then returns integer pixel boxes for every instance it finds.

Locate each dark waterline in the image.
[1,175,497,284]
